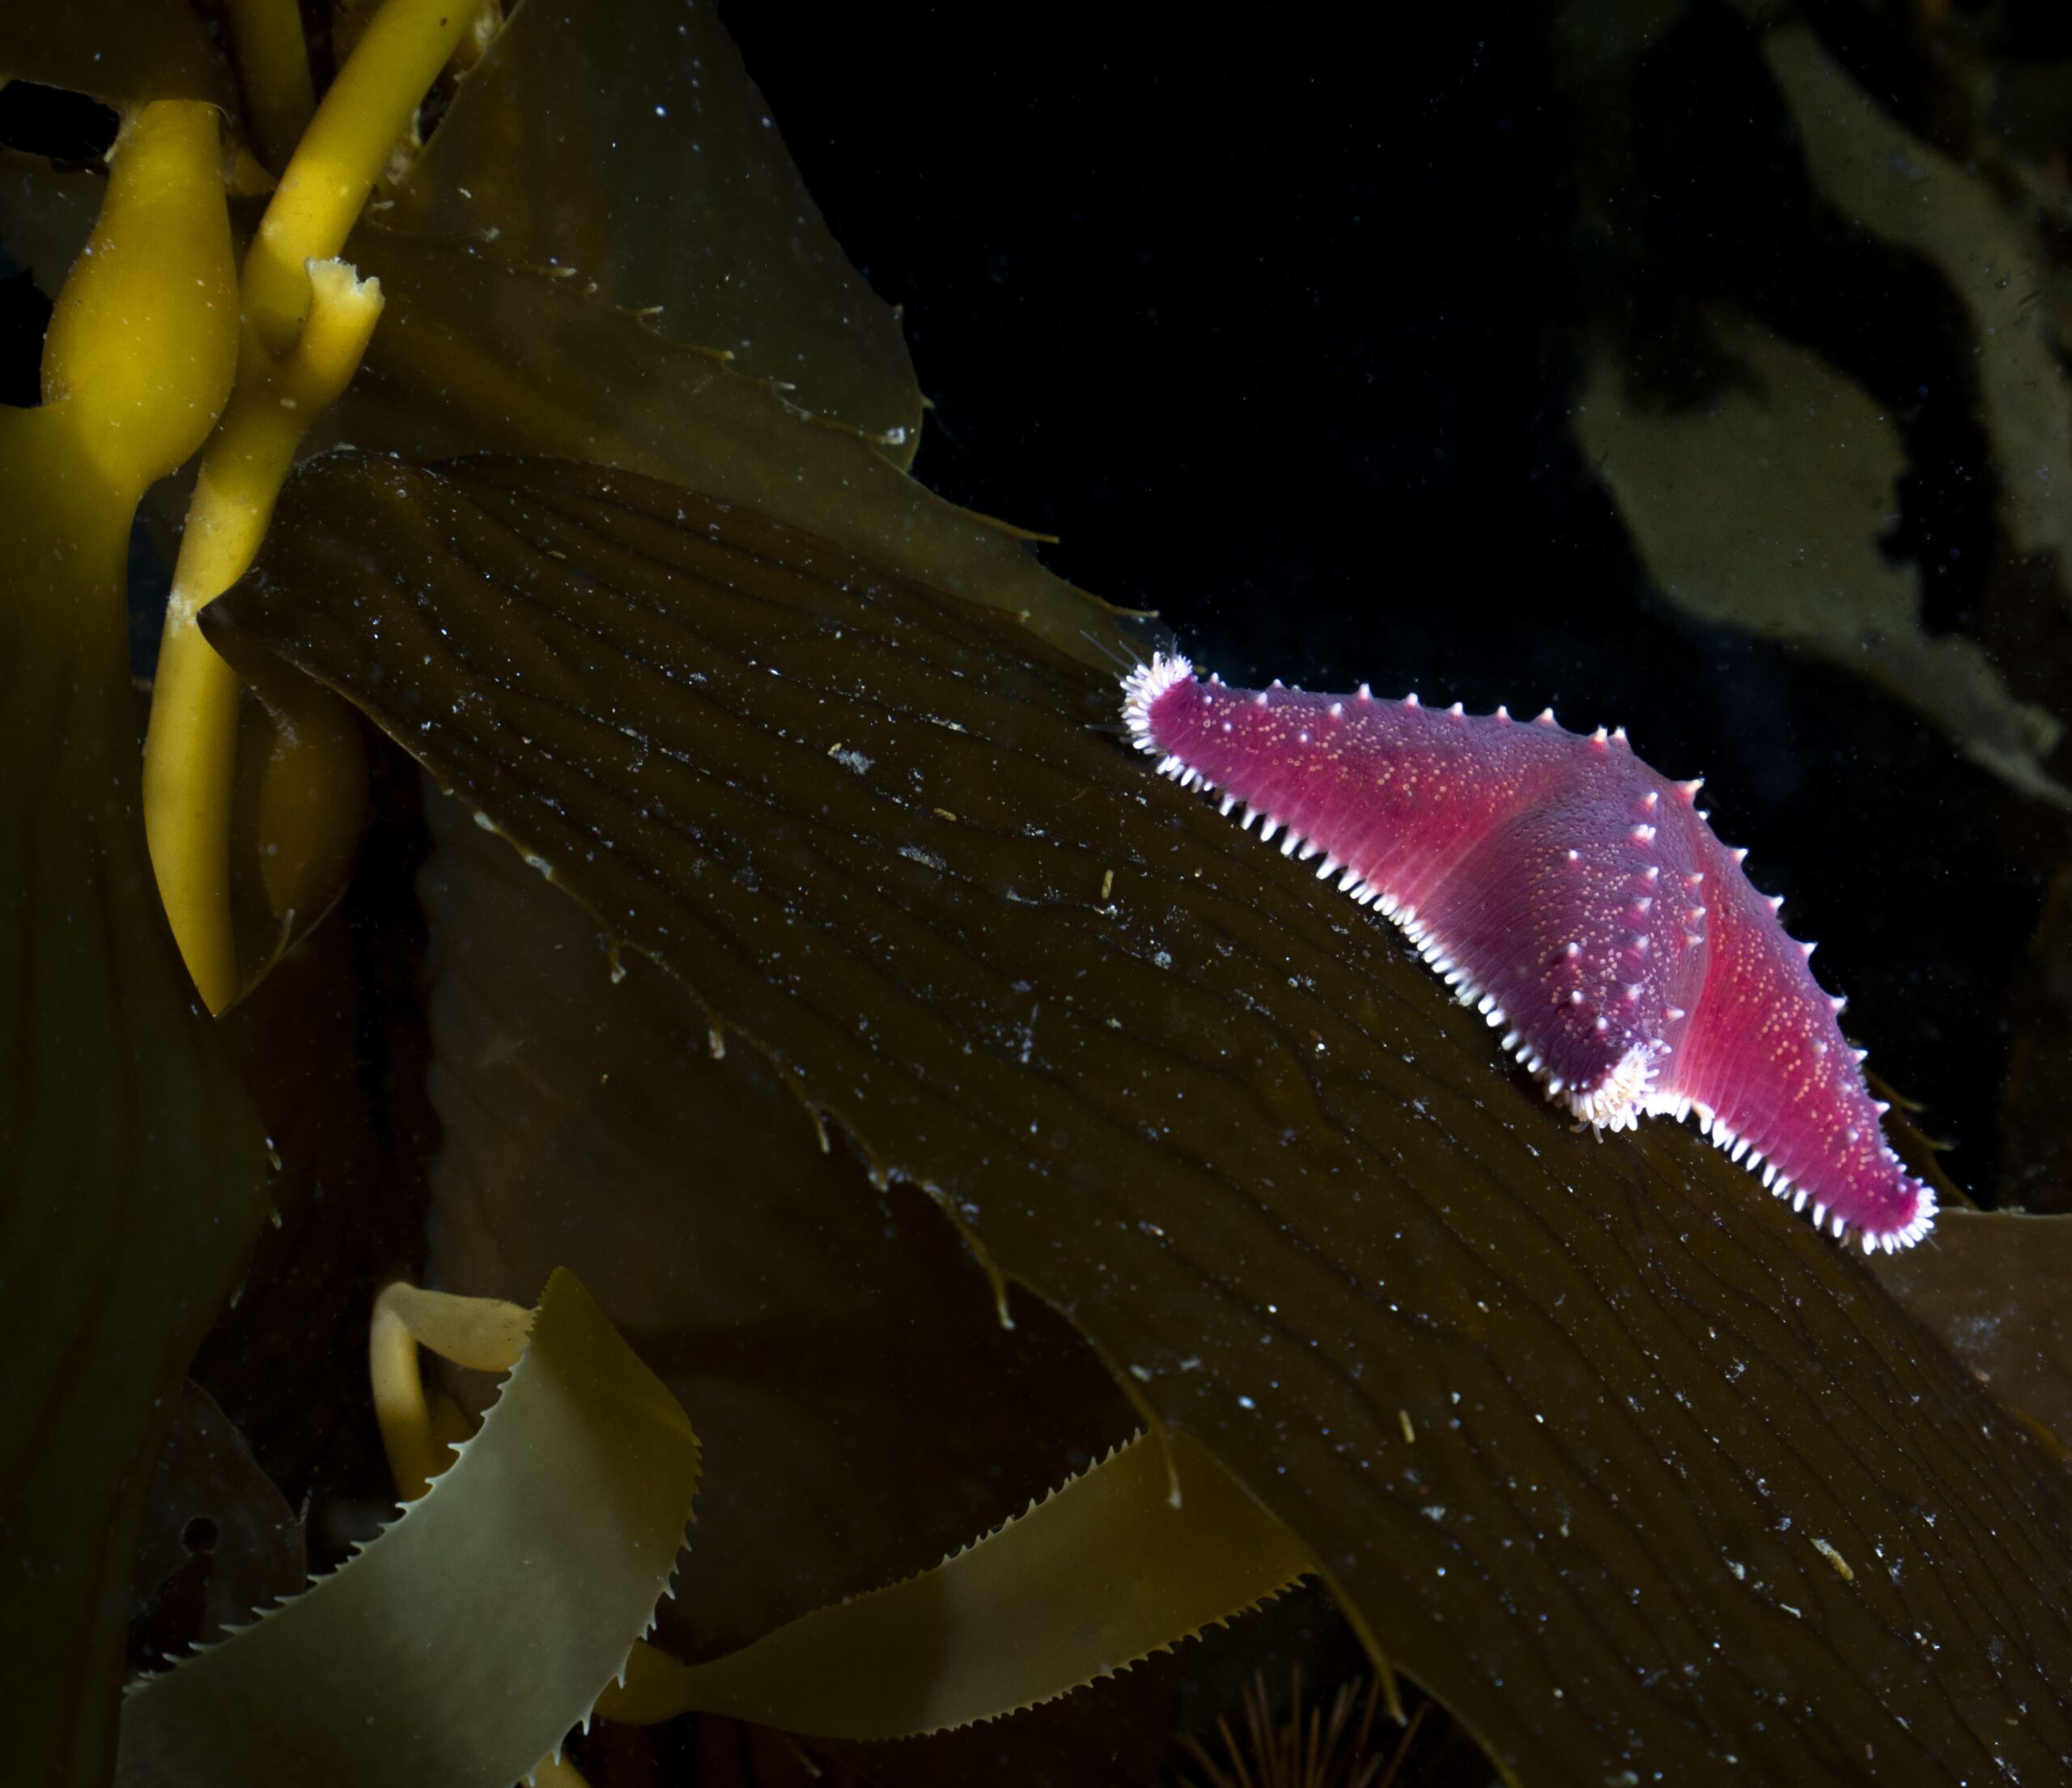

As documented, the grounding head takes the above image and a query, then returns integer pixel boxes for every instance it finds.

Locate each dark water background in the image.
[730,3,2072,1213]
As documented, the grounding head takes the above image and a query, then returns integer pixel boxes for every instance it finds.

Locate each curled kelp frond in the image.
[597,1429,1311,1741]
[368,1279,536,1502]
[115,1271,700,1788]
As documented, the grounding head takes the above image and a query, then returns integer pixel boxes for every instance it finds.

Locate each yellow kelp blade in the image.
[364,1278,1309,1748]
[116,1270,700,1788]
[602,1429,1311,1741]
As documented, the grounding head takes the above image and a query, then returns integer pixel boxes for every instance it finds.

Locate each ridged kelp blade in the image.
[208,452,2072,1786]
[414,771,1143,1652]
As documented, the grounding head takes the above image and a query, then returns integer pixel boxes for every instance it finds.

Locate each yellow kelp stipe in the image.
[116,1271,701,1788]
[12,99,237,516]
[0,96,261,1787]
[600,1429,1315,1741]
[143,0,478,1013]
[223,0,316,174]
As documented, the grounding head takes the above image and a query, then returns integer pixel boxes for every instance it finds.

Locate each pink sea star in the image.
[1122,652,1937,1252]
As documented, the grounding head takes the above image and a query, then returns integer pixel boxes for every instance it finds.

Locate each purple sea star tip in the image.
[1119,654,1938,1253]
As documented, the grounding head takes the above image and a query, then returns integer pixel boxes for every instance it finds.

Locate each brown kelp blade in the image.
[209,453,2072,1786]
[414,769,1144,1650]
[377,0,923,457]
[0,596,269,1785]
[0,6,228,110]
[325,223,1133,670]
[116,1270,700,1788]
[1874,1209,2072,1452]
[601,1430,1311,1740]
